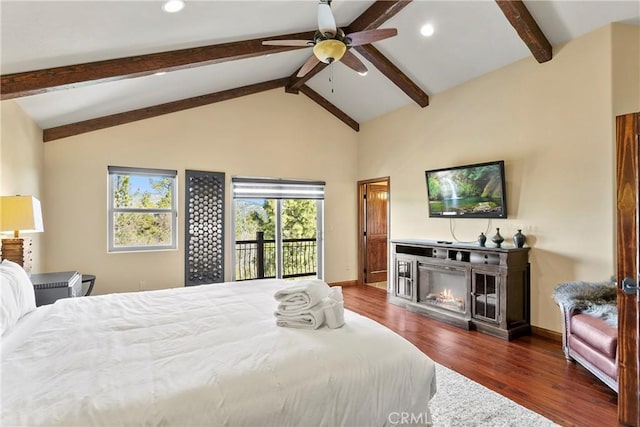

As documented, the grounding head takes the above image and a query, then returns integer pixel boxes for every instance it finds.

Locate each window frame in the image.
[108,166,178,253]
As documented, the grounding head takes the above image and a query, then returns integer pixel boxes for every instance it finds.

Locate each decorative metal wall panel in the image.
[185,170,225,286]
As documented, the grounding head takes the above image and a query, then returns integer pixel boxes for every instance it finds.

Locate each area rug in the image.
[430,364,559,427]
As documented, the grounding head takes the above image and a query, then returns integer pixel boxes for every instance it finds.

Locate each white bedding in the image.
[1,279,436,426]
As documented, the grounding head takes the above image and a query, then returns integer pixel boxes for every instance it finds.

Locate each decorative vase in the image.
[478,232,487,247]
[491,228,504,248]
[513,229,526,248]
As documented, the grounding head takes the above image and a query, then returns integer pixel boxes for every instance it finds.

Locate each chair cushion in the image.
[571,313,617,358]
[569,335,617,380]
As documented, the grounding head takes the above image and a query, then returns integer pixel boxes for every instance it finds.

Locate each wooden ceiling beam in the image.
[1,31,315,100]
[495,0,552,63]
[43,78,289,142]
[346,0,413,33]
[299,85,359,132]
[347,0,428,108]
[354,44,429,107]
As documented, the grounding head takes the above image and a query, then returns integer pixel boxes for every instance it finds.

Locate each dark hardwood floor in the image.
[343,285,618,427]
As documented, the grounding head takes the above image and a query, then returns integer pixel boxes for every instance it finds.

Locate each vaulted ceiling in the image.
[2,1,638,141]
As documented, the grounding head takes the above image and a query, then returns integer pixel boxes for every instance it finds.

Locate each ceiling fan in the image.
[262,0,398,78]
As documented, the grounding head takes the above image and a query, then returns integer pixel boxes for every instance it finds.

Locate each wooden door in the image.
[616,112,639,426]
[358,178,389,285]
[365,183,388,283]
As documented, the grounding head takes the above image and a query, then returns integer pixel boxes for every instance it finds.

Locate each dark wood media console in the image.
[388,239,531,340]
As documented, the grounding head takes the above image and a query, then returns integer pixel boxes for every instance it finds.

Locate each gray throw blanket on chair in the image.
[552,280,618,328]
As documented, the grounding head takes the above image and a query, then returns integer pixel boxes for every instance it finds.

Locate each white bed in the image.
[1,279,437,426]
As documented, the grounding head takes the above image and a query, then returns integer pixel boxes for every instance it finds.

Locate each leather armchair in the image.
[554,281,617,392]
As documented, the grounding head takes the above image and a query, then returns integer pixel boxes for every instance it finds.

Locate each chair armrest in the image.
[556,301,579,358]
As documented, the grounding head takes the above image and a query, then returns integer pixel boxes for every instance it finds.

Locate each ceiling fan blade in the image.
[297,55,321,77]
[317,2,337,37]
[346,28,398,46]
[262,40,313,47]
[340,50,368,75]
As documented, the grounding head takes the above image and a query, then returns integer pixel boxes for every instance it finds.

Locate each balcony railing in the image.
[235,231,317,281]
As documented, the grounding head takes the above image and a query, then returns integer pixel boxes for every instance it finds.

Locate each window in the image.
[232,177,325,281]
[108,166,177,252]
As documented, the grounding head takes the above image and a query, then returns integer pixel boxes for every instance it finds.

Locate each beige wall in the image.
[41,90,359,294]
[357,24,640,332]
[0,101,45,272]
[612,24,640,117]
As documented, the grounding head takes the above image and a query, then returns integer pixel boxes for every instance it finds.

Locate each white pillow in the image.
[0,259,36,335]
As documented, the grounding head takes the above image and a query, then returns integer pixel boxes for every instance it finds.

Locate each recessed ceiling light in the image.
[154,71,167,76]
[420,23,435,37]
[358,70,368,77]
[162,0,185,13]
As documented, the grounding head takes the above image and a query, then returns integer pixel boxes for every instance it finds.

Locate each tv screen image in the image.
[425,160,507,218]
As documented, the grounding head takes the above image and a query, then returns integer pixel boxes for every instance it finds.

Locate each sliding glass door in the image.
[232,178,324,281]
[234,198,277,280]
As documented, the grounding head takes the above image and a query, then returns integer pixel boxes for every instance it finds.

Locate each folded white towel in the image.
[274,283,344,330]
[322,299,345,329]
[275,303,326,329]
[277,285,343,316]
[328,286,343,303]
[274,279,331,311]
[276,302,312,316]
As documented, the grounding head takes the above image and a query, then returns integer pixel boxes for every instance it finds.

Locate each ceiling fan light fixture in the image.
[162,0,185,13]
[313,39,346,64]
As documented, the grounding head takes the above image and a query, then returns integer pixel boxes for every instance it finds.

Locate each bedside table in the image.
[30,271,82,306]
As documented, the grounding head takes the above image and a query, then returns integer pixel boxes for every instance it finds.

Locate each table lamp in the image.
[0,196,44,275]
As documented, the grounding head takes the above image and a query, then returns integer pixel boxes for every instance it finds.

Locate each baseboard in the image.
[329,280,358,287]
[531,325,562,343]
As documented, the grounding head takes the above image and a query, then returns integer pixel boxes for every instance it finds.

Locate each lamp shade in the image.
[313,39,346,64]
[0,196,44,237]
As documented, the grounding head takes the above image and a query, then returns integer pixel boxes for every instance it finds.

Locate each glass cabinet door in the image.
[395,257,414,300]
[471,271,499,322]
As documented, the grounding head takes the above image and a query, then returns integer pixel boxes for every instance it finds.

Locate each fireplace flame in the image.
[424,289,465,311]
[436,288,464,311]
[440,289,455,301]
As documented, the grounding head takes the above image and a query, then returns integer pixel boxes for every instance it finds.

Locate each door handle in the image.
[622,277,638,295]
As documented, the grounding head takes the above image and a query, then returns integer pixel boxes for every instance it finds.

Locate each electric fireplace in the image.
[418,263,467,315]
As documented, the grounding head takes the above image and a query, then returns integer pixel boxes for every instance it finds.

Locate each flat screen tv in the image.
[425,160,507,218]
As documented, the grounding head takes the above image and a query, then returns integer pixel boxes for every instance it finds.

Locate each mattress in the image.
[1,279,436,426]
